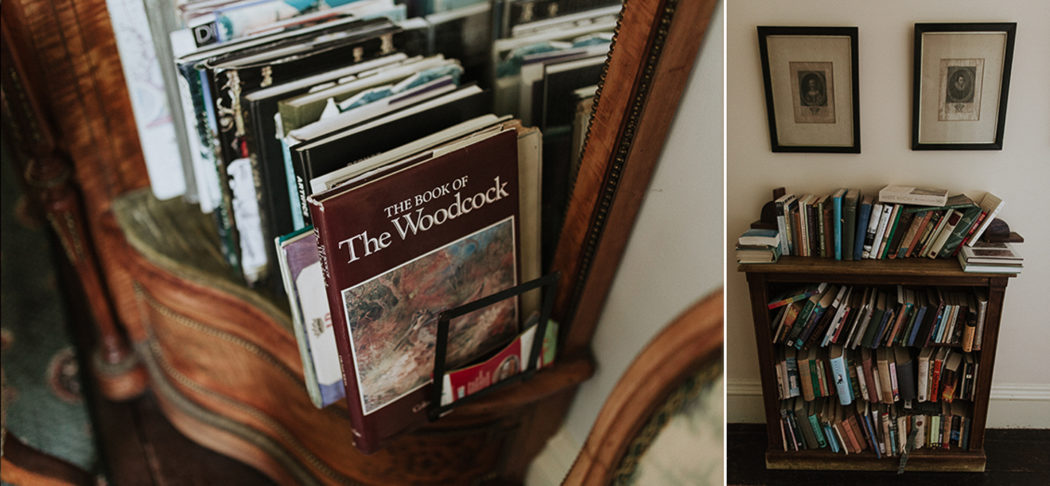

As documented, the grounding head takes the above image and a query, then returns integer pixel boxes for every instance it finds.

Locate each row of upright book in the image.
[773,186,1005,262]
[775,344,978,406]
[737,185,1024,274]
[779,397,972,457]
[154,0,617,454]
[769,284,990,352]
[166,0,616,288]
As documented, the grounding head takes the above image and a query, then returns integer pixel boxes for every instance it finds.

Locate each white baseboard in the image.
[727,378,1050,428]
[524,428,582,486]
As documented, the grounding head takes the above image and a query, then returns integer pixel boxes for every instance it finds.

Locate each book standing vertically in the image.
[275,227,344,408]
[309,128,523,453]
[967,193,1004,246]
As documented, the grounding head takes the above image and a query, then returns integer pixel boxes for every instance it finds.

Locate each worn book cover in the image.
[309,129,521,453]
[275,227,344,408]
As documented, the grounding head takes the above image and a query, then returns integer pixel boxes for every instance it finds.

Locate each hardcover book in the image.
[275,227,344,408]
[309,128,522,453]
[878,185,949,207]
[967,193,1004,246]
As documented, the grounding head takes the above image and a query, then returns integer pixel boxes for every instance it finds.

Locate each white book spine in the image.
[869,204,893,259]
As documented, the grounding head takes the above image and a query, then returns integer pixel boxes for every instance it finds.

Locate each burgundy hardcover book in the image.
[309,129,521,453]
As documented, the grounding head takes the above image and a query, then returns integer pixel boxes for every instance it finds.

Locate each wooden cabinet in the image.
[740,256,1013,472]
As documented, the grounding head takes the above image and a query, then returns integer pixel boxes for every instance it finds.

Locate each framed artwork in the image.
[757,26,860,153]
[912,23,1016,150]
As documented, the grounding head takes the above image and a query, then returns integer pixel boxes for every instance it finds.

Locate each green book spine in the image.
[787,299,817,346]
[878,207,903,259]
[809,414,828,448]
[938,206,982,258]
[863,307,886,348]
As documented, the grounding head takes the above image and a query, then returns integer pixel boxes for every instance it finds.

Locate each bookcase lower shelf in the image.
[106,190,594,485]
[765,448,986,472]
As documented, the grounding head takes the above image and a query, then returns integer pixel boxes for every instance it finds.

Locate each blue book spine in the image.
[824,423,840,453]
[833,193,843,260]
[854,202,872,260]
[862,412,882,458]
[795,305,827,350]
[908,306,928,346]
[870,310,893,349]
[830,354,854,406]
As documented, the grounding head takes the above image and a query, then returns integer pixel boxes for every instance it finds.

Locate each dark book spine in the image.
[243,99,281,292]
[862,307,885,348]
[823,204,834,259]
[807,203,820,257]
[801,304,836,352]
[898,357,916,402]
[887,211,915,259]
[843,194,857,261]
[204,68,244,275]
[308,200,376,453]
[853,201,872,260]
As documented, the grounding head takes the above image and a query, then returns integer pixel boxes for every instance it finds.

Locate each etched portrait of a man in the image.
[799,72,827,107]
[789,61,835,124]
[937,59,983,121]
[945,66,976,103]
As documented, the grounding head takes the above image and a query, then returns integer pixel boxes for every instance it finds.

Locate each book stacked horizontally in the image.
[770,185,1009,264]
[957,242,1023,274]
[736,228,781,264]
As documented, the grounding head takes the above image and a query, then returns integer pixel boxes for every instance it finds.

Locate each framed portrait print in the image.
[912,23,1016,150]
[757,26,860,153]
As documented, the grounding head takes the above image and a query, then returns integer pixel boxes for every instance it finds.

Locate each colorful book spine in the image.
[833,189,845,260]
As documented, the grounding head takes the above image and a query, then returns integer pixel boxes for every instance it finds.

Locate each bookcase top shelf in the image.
[739,256,1015,287]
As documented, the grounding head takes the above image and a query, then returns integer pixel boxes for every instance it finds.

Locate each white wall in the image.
[727,0,1050,426]
[526,1,725,483]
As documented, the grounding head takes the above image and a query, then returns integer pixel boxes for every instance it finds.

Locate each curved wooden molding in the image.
[564,288,723,485]
[551,0,720,353]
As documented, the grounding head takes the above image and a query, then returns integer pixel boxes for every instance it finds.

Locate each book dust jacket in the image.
[309,129,521,452]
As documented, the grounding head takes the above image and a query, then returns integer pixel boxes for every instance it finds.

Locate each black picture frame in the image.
[912,23,1016,150]
[757,26,860,153]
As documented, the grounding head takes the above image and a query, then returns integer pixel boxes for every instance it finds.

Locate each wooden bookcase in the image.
[739,256,1014,472]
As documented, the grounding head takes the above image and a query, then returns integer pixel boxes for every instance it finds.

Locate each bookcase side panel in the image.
[969,277,1008,452]
[745,272,782,449]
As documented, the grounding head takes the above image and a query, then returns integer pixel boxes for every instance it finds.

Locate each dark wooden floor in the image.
[728,423,1050,486]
